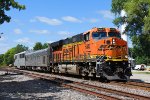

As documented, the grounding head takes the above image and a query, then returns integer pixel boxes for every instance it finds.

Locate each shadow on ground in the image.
[0,74,68,100]
[129,79,145,82]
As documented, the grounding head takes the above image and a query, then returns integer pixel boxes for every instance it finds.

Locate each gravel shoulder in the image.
[20,70,150,98]
[130,70,150,83]
[1,69,150,100]
[0,71,99,100]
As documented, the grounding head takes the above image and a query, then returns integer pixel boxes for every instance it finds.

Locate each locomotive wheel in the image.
[49,67,52,73]
[99,76,109,83]
[82,72,89,80]
[92,73,96,79]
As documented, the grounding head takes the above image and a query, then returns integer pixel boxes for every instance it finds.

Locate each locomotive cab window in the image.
[20,53,25,58]
[84,32,90,41]
[92,32,107,40]
[108,32,121,38]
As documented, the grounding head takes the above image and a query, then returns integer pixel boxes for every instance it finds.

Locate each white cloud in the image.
[47,41,54,43]
[29,29,50,34]
[14,28,22,34]
[88,18,100,23]
[83,18,100,23]
[0,36,6,41]
[15,37,31,44]
[12,19,24,26]
[57,31,72,39]
[58,31,71,35]
[97,10,114,19]
[36,16,62,26]
[62,16,82,23]
[29,19,36,23]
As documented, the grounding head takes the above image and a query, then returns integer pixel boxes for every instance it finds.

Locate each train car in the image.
[50,27,132,80]
[14,27,132,81]
[25,48,51,71]
[14,51,26,69]
[14,48,51,70]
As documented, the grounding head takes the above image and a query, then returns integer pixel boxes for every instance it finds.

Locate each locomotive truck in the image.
[14,27,132,81]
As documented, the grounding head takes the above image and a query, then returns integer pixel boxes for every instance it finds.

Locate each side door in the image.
[84,32,91,59]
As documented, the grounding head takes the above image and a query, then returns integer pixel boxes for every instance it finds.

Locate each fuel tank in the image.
[58,64,80,75]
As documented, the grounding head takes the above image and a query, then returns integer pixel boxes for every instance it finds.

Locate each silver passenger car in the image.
[14,51,26,68]
[25,48,50,67]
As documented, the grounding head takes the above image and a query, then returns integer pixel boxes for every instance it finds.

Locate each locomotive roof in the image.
[14,51,26,56]
[50,33,84,48]
[50,27,119,48]
[26,48,48,56]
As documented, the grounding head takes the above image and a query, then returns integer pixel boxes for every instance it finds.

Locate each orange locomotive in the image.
[50,27,132,80]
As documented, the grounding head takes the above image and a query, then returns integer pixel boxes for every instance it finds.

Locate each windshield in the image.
[108,32,121,38]
[92,32,107,40]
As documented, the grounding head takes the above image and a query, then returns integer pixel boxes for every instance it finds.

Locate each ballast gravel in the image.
[0,71,100,100]
[41,72,150,98]
[1,69,150,100]
[130,73,150,83]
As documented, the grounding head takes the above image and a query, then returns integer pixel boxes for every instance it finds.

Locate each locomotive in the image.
[14,27,132,81]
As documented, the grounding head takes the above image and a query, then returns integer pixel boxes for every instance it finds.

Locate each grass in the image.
[132,70,150,74]
[0,65,7,68]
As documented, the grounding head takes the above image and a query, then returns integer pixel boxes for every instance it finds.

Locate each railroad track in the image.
[2,68,150,100]
[128,81,150,89]
[109,81,150,92]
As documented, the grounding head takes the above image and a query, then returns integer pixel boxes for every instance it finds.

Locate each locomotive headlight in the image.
[108,56,112,59]
[112,38,115,44]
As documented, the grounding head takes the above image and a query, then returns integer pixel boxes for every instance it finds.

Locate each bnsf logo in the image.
[86,44,90,49]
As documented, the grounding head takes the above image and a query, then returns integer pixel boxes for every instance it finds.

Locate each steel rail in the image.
[73,81,150,100]
[110,81,150,92]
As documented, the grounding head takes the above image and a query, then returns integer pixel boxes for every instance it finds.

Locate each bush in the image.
[135,56,150,65]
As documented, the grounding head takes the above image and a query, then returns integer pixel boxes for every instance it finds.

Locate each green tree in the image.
[3,44,28,65]
[111,0,150,64]
[131,34,150,64]
[33,42,48,50]
[0,54,4,66]
[33,42,43,50]
[4,47,16,65]
[42,43,48,49]
[0,0,25,24]
[128,48,133,57]
[112,0,150,35]
[15,44,28,53]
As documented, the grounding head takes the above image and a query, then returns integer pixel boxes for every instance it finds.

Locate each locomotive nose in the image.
[105,38,116,45]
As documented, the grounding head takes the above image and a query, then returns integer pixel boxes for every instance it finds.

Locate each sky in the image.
[0,0,132,54]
